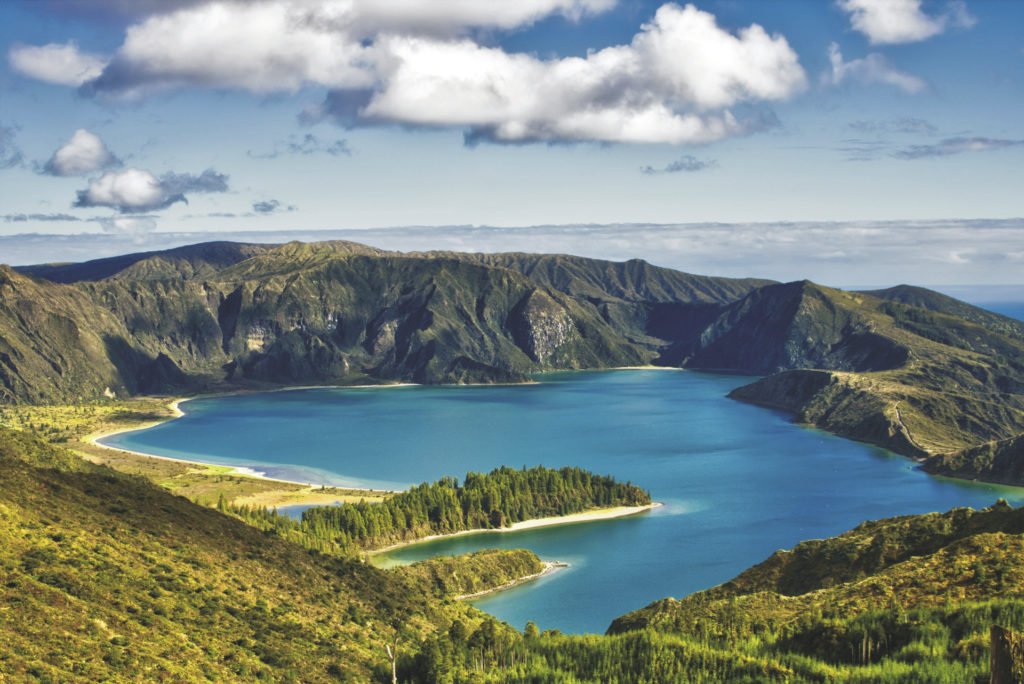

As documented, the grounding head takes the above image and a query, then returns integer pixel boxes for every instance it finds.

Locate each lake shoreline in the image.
[82,389,410,505]
[82,371,675,499]
[454,561,570,601]
[367,502,664,558]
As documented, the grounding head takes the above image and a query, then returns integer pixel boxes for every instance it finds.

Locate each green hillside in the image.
[0,425,548,681]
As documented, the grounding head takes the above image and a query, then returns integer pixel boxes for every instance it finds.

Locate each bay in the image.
[101,370,1024,634]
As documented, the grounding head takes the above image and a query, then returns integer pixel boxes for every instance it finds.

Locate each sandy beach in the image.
[84,389,413,490]
[82,394,399,506]
[368,502,663,556]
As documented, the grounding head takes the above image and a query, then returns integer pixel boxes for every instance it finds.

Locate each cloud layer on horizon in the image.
[3,220,1022,287]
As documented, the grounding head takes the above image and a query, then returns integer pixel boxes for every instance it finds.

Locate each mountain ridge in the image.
[5,239,1024,485]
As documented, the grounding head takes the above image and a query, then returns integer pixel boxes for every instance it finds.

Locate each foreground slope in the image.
[0,425,522,681]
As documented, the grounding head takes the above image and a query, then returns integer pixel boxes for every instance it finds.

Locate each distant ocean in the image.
[979,302,1024,322]
[935,285,1024,323]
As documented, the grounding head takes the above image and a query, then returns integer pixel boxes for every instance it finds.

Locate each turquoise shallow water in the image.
[102,370,1024,634]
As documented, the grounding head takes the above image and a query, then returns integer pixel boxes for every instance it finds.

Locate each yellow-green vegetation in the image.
[0,425,535,681]
[0,397,390,508]
[5,417,1024,681]
[0,397,176,445]
[392,549,547,599]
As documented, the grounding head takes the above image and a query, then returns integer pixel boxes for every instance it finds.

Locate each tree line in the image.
[226,465,650,555]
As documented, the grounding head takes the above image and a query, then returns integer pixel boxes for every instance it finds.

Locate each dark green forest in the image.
[227,465,651,554]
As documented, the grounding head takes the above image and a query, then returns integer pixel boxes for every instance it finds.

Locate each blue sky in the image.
[0,0,1022,286]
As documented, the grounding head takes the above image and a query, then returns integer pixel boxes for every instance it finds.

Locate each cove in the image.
[100,370,1024,634]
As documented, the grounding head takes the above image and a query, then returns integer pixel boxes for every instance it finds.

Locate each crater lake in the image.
[100,370,1024,634]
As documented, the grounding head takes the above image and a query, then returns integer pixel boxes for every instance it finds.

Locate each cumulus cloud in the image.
[249,133,351,159]
[358,4,806,144]
[0,125,24,169]
[74,167,229,212]
[8,41,108,86]
[81,2,374,96]
[340,0,614,37]
[893,137,1024,159]
[17,1,806,145]
[836,0,975,45]
[43,129,120,176]
[75,0,611,97]
[29,0,212,20]
[640,155,717,174]
[825,43,927,93]
[252,199,297,214]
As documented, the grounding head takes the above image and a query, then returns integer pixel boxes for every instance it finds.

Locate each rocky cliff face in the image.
[663,282,910,374]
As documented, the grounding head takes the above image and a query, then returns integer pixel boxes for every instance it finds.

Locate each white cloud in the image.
[364,4,806,144]
[77,168,165,212]
[8,41,108,86]
[17,1,805,145]
[43,129,120,176]
[88,2,375,95]
[826,43,927,94]
[74,167,229,212]
[76,0,615,96]
[836,0,976,45]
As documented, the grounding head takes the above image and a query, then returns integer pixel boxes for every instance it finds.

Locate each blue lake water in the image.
[101,370,1024,634]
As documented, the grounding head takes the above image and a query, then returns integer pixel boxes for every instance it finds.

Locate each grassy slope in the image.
[393,549,546,599]
[0,426,535,681]
[862,284,1024,340]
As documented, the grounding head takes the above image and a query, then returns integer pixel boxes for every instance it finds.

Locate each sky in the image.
[0,0,1022,287]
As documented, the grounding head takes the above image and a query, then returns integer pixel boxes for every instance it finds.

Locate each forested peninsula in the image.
[227,465,652,554]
